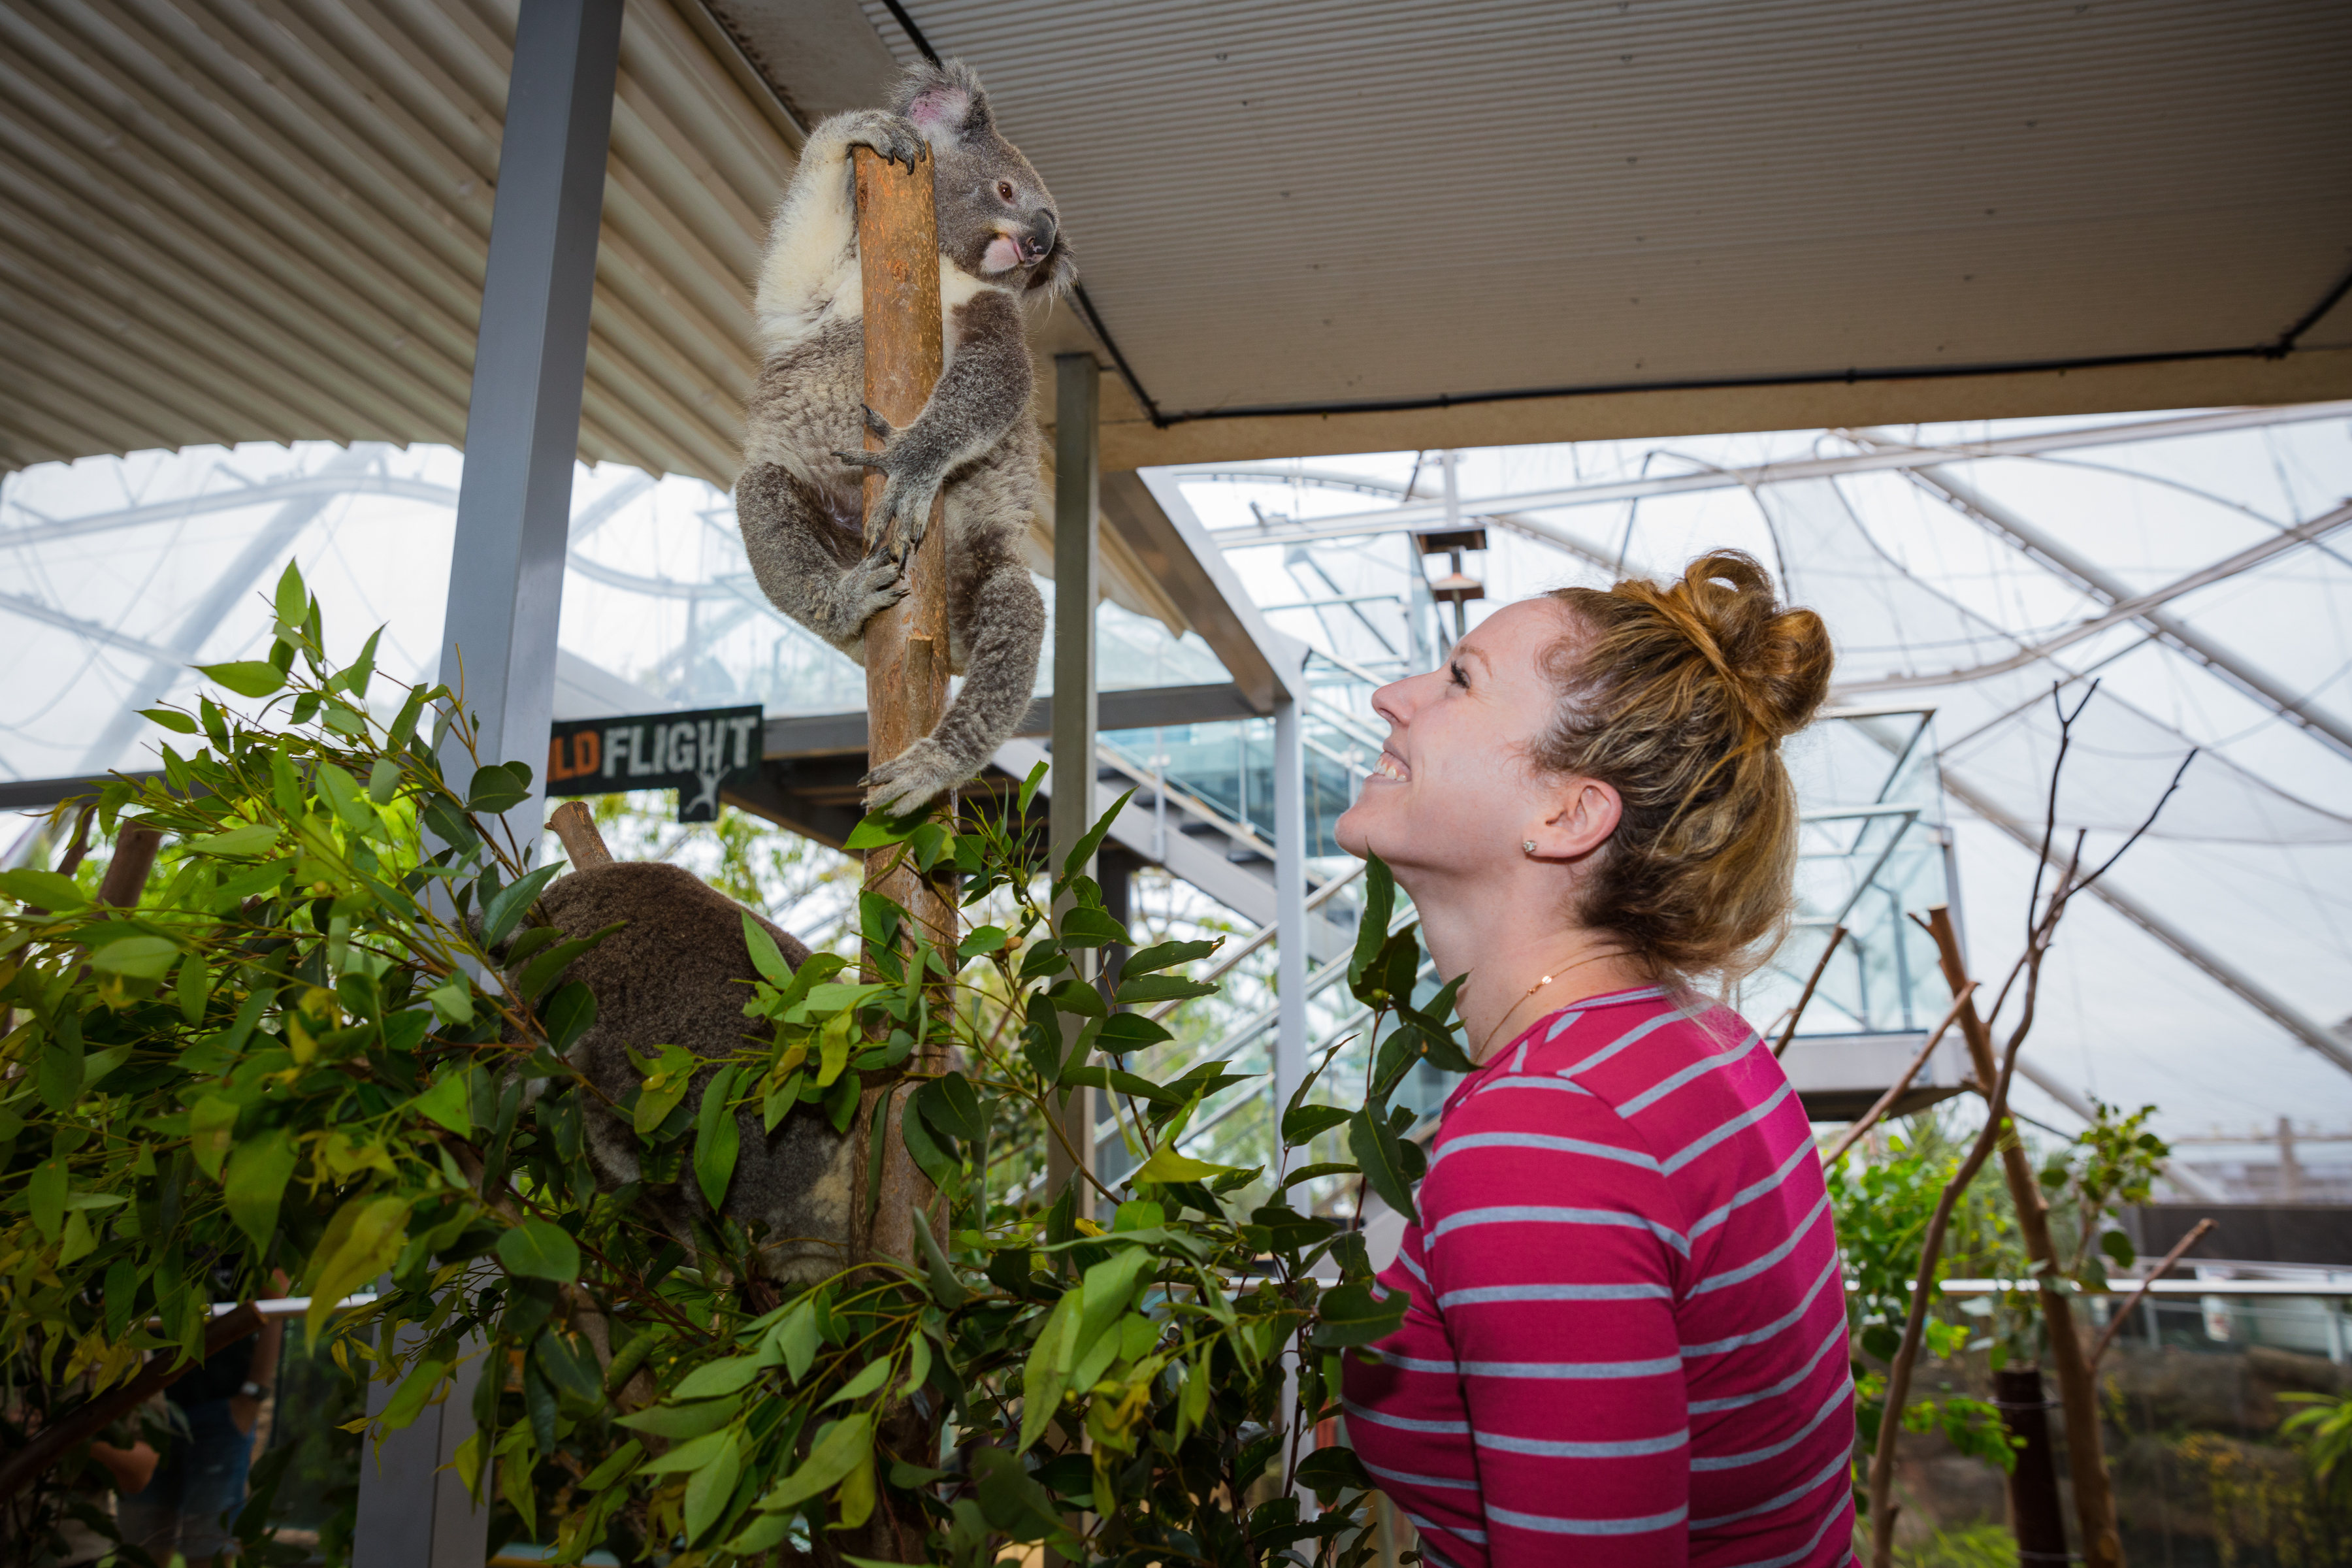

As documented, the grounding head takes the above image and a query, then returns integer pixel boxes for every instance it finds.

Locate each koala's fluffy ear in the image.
[895,58,992,152]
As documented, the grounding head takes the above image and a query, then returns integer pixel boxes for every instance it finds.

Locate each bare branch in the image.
[1820,981,1974,1168]
[2091,1217,2216,1369]
[1771,924,1848,1060]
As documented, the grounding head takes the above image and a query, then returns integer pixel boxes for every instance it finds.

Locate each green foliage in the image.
[2040,1098,2168,1290]
[1830,1124,2023,1503]
[2283,1391,2352,1507]
[1893,1522,2019,1568]
[0,563,1470,1566]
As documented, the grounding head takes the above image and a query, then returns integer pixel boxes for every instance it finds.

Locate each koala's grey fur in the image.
[738,58,1071,815]
[532,861,857,1285]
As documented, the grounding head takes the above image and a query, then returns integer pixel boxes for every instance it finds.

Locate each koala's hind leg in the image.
[737,462,907,659]
[861,519,1045,813]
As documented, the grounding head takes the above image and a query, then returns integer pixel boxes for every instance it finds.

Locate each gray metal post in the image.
[354,1328,488,1568]
[1046,353,1101,1203]
[1273,696,1307,1137]
[431,0,623,843]
[361,5,621,1565]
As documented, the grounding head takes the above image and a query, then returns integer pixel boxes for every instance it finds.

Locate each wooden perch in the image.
[97,824,163,908]
[849,143,957,1272]
[547,800,613,870]
[2091,1217,2215,1368]
[853,142,953,960]
[1771,923,1846,1059]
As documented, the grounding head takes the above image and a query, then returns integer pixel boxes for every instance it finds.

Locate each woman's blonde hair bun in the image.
[1537,550,1835,988]
[1626,551,1834,744]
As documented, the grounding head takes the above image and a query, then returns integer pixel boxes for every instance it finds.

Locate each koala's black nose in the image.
[1025,212,1056,261]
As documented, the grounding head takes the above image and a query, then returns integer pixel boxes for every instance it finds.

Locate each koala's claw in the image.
[860,737,962,815]
[860,404,896,440]
[826,551,909,644]
[843,113,925,173]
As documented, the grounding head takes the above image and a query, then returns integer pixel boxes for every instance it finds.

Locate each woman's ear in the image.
[1526,776,1621,861]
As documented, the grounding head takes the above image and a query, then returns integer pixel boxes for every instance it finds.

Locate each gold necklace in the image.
[1475,972,1561,1064]
[1473,951,1624,1063]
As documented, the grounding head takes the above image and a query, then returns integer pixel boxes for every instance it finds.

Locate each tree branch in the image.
[0,1303,265,1504]
[1771,924,1849,1060]
[2091,1217,2215,1369]
[1820,981,1974,1168]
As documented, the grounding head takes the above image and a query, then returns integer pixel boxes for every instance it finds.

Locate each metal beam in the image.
[1933,760,2352,1082]
[755,682,1260,760]
[425,0,621,847]
[1047,353,1102,1204]
[1188,400,2352,548]
[359,5,621,1566]
[1834,500,2352,697]
[0,593,182,663]
[0,472,458,548]
[1273,694,1308,1129]
[0,772,167,813]
[1906,467,2352,760]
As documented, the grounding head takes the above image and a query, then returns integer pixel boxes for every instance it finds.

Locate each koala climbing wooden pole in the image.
[851,143,958,1278]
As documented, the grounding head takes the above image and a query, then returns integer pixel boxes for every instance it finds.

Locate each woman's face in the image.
[1335,597,1590,878]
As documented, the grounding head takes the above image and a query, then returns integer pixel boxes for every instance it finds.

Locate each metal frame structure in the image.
[3,5,2348,1561]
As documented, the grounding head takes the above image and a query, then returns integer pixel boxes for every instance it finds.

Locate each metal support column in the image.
[353,1332,489,1568]
[429,0,623,842]
[1046,353,1102,1204]
[1095,845,1139,1190]
[361,5,620,1566]
[1273,696,1307,1137]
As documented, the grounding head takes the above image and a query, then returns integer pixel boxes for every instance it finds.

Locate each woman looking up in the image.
[1337,551,1852,1568]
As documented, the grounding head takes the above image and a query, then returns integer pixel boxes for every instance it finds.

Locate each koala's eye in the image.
[996,180,1015,201]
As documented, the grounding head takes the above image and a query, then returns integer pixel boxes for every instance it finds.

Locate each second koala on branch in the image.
[738,59,1071,815]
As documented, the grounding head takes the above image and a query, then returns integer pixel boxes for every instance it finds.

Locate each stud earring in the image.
[1522,840,1538,855]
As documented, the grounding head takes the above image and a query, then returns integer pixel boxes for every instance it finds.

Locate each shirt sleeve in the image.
[1420,1075,1693,1566]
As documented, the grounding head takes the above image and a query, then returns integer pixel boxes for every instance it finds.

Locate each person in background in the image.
[118,1291,285,1567]
[1337,551,1854,1567]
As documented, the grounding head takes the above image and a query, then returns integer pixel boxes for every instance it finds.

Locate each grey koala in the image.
[531,860,857,1285]
[738,58,1072,815]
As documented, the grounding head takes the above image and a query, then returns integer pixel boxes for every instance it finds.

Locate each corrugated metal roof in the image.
[838,0,2352,420]
[0,0,799,483]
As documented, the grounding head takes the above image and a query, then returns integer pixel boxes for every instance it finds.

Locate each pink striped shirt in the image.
[1343,987,1856,1567]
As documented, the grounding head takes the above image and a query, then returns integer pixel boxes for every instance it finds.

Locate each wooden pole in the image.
[843,141,961,1568]
[1991,1364,2071,1566]
[850,144,956,1275]
[546,801,612,870]
[96,825,163,908]
[1923,905,2123,1568]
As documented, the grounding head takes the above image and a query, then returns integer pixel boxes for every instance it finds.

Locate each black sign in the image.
[547,704,764,823]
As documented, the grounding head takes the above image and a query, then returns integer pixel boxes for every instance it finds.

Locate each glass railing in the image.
[1748,707,1952,1037]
